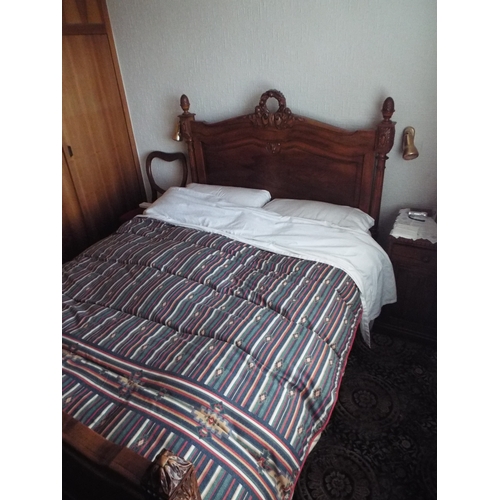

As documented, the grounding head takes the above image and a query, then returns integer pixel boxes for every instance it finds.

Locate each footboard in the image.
[62,412,201,500]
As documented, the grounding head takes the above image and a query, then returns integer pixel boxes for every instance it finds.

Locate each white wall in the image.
[106,0,436,247]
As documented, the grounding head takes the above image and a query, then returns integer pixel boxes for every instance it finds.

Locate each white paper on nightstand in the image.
[390,208,437,243]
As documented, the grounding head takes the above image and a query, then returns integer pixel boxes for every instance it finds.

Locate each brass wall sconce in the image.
[173,119,182,142]
[402,126,419,160]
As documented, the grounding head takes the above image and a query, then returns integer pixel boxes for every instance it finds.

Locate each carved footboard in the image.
[62,412,201,500]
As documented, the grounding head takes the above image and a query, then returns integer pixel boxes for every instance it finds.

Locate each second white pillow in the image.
[263,198,374,232]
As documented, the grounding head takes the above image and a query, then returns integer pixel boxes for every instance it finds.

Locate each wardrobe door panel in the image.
[62,151,88,262]
[62,33,143,246]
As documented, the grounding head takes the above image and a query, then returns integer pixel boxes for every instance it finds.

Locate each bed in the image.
[62,89,396,500]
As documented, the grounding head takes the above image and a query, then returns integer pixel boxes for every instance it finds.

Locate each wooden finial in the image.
[180,94,190,114]
[381,97,395,121]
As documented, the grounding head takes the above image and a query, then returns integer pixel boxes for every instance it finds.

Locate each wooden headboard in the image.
[177,89,395,238]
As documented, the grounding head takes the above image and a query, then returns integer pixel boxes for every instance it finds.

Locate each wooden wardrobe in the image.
[62,0,145,262]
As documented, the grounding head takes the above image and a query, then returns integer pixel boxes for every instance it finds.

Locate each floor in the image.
[293,328,437,500]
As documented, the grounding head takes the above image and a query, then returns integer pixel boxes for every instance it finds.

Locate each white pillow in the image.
[186,183,271,208]
[144,186,238,217]
[263,198,374,232]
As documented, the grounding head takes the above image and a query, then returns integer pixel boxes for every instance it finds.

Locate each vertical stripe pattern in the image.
[62,217,361,499]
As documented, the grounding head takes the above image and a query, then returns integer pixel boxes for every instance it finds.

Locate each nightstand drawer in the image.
[378,211,437,343]
[391,242,436,268]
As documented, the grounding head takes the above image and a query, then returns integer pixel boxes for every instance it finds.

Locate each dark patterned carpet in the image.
[293,328,437,500]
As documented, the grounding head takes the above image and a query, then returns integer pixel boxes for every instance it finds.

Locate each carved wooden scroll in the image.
[247,89,302,129]
[141,449,202,500]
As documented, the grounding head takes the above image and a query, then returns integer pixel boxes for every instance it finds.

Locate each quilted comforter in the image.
[62,216,361,499]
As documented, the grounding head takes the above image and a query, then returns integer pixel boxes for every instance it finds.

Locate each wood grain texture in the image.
[179,90,395,237]
[62,151,88,262]
[63,0,104,26]
[63,412,150,500]
[63,412,202,500]
[62,0,144,262]
[62,34,144,256]
[378,235,437,341]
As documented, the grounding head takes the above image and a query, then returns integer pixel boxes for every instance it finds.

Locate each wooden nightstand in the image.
[377,210,437,342]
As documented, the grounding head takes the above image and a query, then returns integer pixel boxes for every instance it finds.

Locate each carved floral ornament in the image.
[376,97,396,153]
[266,142,281,154]
[141,449,201,500]
[377,125,394,149]
[248,89,303,129]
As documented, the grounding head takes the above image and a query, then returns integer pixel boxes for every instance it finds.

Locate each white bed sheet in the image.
[143,187,396,345]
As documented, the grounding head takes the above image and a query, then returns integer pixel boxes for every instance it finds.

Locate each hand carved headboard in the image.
[177,89,395,237]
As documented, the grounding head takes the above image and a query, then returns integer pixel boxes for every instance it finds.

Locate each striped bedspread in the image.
[62,217,361,499]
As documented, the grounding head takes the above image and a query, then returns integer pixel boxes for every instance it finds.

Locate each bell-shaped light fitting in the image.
[402,126,419,160]
[173,119,182,142]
